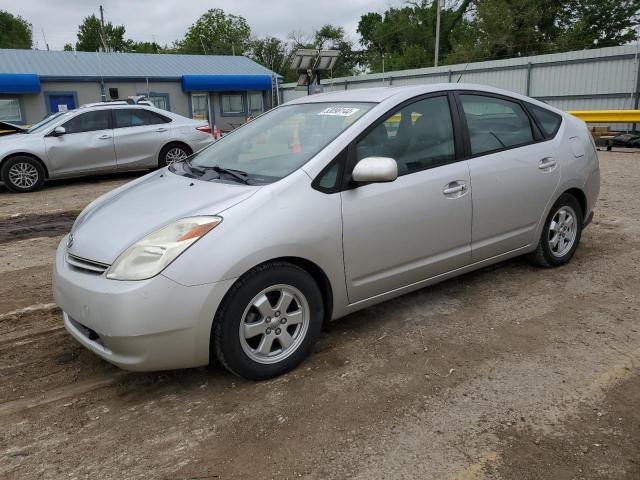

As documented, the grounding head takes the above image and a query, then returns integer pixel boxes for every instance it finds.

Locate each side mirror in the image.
[352,157,398,183]
[52,126,66,136]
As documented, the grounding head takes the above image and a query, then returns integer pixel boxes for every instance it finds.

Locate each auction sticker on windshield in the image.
[318,107,360,116]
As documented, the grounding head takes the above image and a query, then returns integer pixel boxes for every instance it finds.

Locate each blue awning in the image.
[0,74,41,94]
[181,74,272,92]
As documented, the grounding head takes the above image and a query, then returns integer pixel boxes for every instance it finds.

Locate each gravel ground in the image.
[0,151,638,479]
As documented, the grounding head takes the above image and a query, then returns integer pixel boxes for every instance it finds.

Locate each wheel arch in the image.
[1,152,49,178]
[158,141,192,162]
[563,187,587,220]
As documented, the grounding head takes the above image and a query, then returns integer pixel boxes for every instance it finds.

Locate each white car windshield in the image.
[186,102,374,183]
[27,111,71,134]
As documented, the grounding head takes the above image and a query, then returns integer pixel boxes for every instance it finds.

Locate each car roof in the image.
[284,82,567,117]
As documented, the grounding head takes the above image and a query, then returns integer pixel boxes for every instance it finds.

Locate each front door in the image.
[48,94,76,114]
[44,110,116,175]
[112,108,171,168]
[456,93,561,261]
[341,95,472,303]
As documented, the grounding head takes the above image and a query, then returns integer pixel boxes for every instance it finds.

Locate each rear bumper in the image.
[53,235,235,371]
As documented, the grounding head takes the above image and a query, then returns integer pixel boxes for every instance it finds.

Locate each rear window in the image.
[114,108,170,128]
[527,104,562,139]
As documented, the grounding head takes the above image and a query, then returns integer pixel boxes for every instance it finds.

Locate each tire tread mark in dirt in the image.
[0,211,79,244]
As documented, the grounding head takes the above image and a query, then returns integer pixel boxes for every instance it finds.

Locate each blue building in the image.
[0,49,278,130]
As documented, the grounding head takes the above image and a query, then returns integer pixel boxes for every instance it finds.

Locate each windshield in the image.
[187,102,374,183]
[27,111,70,134]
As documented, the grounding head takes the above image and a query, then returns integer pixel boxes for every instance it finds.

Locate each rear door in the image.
[44,109,115,175]
[112,108,171,169]
[341,94,472,302]
[456,92,560,261]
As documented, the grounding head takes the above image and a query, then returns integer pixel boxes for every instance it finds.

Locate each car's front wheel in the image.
[1,156,46,193]
[530,193,583,267]
[212,262,324,380]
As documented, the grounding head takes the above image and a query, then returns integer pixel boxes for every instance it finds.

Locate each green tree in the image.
[63,43,74,51]
[176,8,251,55]
[312,25,359,77]
[124,40,164,53]
[0,10,32,49]
[357,1,473,72]
[249,36,297,82]
[75,14,128,52]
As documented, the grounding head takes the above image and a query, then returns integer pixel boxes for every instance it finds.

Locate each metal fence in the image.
[280,45,640,130]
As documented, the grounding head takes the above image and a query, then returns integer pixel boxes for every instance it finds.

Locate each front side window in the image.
[191,94,209,120]
[114,108,169,128]
[355,95,455,176]
[460,94,534,155]
[184,102,373,183]
[0,98,22,122]
[62,110,110,134]
[221,94,244,115]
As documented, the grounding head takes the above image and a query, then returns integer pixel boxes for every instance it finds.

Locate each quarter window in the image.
[62,110,110,134]
[0,98,23,122]
[221,93,244,115]
[459,94,534,155]
[113,109,169,128]
[355,95,455,176]
[527,104,562,139]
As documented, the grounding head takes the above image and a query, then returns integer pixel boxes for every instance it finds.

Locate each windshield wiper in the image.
[198,165,250,184]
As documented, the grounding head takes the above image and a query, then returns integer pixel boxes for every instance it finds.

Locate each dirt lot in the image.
[0,152,638,479]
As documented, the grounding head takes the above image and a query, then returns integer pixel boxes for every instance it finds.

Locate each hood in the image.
[68,170,259,264]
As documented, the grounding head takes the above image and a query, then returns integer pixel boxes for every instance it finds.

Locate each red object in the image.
[196,125,212,134]
[291,129,302,153]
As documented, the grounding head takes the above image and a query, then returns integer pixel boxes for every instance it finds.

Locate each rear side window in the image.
[459,94,534,155]
[62,110,111,134]
[527,104,562,139]
[114,108,170,128]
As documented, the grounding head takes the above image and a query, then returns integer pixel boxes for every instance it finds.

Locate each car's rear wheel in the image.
[529,193,583,267]
[212,262,323,380]
[159,143,191,167]
[1,156,46,193]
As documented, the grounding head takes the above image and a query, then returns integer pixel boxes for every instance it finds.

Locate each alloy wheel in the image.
[239,284,310,364]
[8,162,39,189]
[165,147,188,165]
[548,205,578,258]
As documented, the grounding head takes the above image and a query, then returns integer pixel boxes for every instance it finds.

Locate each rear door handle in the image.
[98,134,112,140]
[443,181,469,196]
[538,157,556,170]
[156,127,168,132]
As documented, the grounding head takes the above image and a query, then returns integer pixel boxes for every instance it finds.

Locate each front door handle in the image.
[443,181,469,197]
[98,134,112,140]
[538,157,556,170]
[156,127,168,132]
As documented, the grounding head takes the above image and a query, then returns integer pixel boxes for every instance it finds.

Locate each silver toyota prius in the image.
[53,84,600,380]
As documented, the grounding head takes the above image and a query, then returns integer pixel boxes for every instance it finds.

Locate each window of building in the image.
[62,110,111,134]
[191,93,209,120]
[114,108,170,128]
[527,103,562,139]
[248,92,263,117]
[138,93,170,111]
[355,95,455,176]
[459,94,534,155]
[0,98,23,123]
[221,93,244,115]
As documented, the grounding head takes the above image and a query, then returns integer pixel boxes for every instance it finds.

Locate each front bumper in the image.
[53,235,235,371]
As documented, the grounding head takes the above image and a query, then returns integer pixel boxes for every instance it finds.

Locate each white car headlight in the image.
[106,216,222,281]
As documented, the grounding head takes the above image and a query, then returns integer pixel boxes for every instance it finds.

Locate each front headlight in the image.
[106,216,222,281]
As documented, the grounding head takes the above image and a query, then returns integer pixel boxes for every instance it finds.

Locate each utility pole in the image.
[99,5,109,52]
[434,0,441,67]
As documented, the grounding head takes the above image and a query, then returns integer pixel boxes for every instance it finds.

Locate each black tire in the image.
[212,261,324,380]
[529,193,583,267]
[1,156,46,193]
[158,143,191,167]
